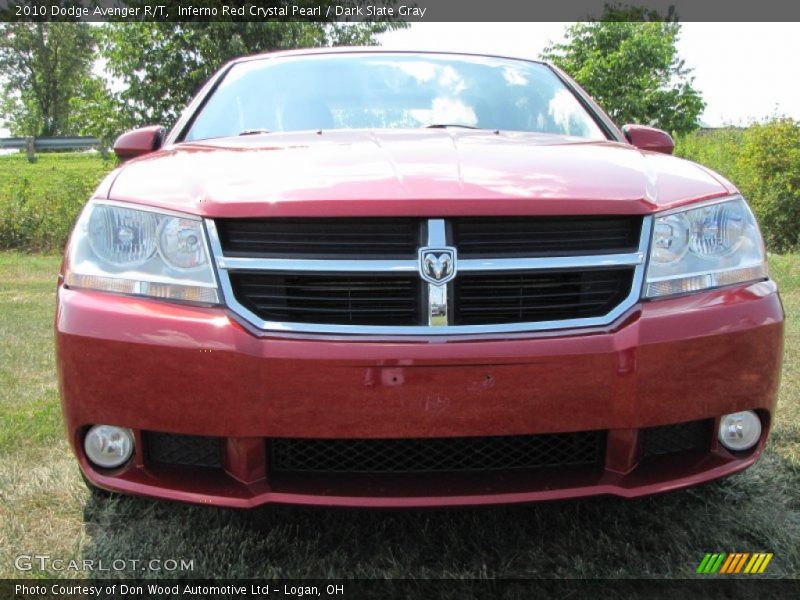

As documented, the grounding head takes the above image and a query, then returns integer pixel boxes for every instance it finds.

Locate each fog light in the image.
[718,411,762,452]
[84,425,134,468]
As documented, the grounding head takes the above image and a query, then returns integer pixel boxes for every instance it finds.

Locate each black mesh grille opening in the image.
[642,420,713,458]
[229,271,423,326]
[270,432,605,474]
[452,216,642,258]
[145,432,223,469]
[452,268,634,325]
[215,218,422,258]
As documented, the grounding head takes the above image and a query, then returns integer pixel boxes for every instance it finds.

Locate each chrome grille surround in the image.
[205,216,653,336]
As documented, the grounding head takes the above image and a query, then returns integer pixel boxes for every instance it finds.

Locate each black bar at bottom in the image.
[2,579,798,600]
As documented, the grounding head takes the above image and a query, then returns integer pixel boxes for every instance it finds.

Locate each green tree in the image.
[542,9,705,134]
[0,22,96,136]
[67,74,129,146]
[100,19,404,129]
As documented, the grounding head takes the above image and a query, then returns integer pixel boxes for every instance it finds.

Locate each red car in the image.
[56,49,784,508]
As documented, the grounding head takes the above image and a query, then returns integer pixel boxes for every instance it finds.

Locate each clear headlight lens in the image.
[65,201,219,304]
[158,218,208,270]
[652,213,689,263]
[88,204,159,266]
[645,196,767,298]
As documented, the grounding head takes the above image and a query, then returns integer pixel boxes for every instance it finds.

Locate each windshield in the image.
[184,53,607,142]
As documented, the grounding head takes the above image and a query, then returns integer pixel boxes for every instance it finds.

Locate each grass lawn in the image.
[0,251,797,581]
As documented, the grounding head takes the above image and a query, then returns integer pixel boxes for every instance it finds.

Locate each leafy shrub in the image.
[676,118,800,252]
[0,153,116,252]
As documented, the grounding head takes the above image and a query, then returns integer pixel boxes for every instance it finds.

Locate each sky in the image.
[380,22,800,127]
[3,22,798,137]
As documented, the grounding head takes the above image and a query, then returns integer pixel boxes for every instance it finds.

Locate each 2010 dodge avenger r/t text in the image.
[56,50,784,508]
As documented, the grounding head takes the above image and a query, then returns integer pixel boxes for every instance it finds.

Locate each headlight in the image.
[644,196,767,298]
[65,200,219,304]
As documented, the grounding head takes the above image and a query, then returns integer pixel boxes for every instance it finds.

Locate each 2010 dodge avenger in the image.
[56,50,784,507]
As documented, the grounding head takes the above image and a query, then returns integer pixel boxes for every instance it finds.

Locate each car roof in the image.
[232,47,548,67]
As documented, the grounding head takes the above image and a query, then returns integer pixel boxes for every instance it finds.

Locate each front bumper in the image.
[56,280,784,508]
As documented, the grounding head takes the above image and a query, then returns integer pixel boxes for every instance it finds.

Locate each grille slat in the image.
[244,294,416,302]
[216,218,420,258]
[457,235,635,247]
[453,216,641,258]
[459,289,618,301]
[240,284,417,292]
[462,229,633,238]
[229,272,423,325]
[458,278,621,288]
[453,268,633,325]
[247,305,417,315]
[241,285,416,294]
[458,301,610,312]
[270,432,604,474]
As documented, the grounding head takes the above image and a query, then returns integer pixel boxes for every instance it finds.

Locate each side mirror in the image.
[622,124,675,155]
[113,126,165,160]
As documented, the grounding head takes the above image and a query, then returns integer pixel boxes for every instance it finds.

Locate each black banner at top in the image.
[2,0,800,22]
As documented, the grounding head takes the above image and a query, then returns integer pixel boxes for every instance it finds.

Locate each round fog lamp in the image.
[84,425,134,468]
[718,411,762,452]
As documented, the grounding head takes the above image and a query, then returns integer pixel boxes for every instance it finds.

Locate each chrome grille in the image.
[207,215,651,335]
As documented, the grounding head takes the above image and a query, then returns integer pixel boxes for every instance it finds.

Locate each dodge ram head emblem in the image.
[419,247,457,285]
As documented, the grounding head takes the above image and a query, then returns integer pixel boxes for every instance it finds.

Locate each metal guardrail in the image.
[0,138,26,150]
[0,136,101,150]
[0,136,104,160]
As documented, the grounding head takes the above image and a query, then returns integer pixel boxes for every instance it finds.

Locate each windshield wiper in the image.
[425,124,481,130]
[239,129,271,136]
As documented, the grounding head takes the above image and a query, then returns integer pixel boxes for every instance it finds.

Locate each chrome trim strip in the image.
[205,218,226,263]
[458,253,644,272]
[428,283,448,327]
[425,218,451,326]
[427,218,447,246]
[215,252,643,273]
[206,216,653,336]
[217,256,418,272]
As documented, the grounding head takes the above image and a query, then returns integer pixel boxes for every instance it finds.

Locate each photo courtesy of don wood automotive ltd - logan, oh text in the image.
[0,0,799,599]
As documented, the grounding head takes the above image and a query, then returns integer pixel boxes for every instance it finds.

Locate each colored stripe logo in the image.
[697,552,773,574]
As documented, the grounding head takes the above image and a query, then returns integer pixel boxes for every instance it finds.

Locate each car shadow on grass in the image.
[78,453,799,582]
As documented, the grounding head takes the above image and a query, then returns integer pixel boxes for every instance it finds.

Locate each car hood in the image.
[104,129,735,218]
